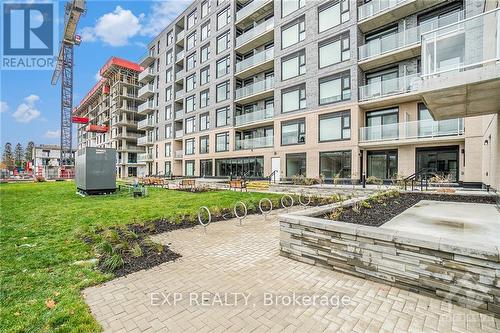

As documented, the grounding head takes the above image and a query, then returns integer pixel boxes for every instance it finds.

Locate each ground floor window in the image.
[200,159,213,177]
[185,160,195,176]
[286,153,306,177]
[367,150,397,179]
[128,167,137,177]
[164,161,171,176]
[416,146,458,182]
[215,156,264,178]
[319,150,351,179]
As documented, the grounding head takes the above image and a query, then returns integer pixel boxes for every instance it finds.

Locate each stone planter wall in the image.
[269,184,380,197]
[279,203,500,317]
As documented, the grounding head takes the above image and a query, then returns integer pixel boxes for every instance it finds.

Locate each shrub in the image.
[328,207,343,220]
[130,243,143,258]
[34,175,45,182]
[291,175,320,186]
[366,176,383,185]
[101,254,124,272]
[95,241,113,256]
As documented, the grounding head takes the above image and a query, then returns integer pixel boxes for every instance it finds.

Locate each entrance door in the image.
[367,150,398,179]
[271,157,280,182]
[416,146,459,181]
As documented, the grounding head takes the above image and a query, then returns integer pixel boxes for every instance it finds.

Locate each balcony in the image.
[176,30,185,45]
[175,130,184,140]
[174,150,183,159]
[175,70,184,83]
[357,0,447,32]
[235,18,274,54]
[137,118,155,130]
[175,90,184,101]
[175,110,184,120]
[359,10,464,71]
[234,107,274,129]
[138,153,154,162]
[176,51,184,64]
[235,0,273,26]
[358,73,421,109]
[138,101,155,115]
[138,84,155,99]
[117,104,138,113]
[139,50,155,67]
[235,136,273,150]
[420,8,500,120]
[235,77,274,104]
[137,135,154,146]
[114,117,137,127]
[359,118,464,147]
[138,67,155,83]
[235,48,274,78]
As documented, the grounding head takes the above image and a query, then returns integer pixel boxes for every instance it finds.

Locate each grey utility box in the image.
[76,147,116,194]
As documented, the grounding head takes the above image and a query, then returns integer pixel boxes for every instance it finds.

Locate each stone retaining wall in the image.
[279,203,500,318]
[270,184,379,197]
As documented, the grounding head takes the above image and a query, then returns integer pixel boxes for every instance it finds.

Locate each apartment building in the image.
[32,144,76,178]
[75,57,147,178]
[135,0,499,189]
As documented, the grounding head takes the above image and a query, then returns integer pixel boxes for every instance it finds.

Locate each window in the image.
[186,95,196,113]
[185,116,195,134]
[286,153,306,177]
[166,50,173,65]
[166,68,173,83]
[201,21,211,41]
[186,74,196,91]
[282,0,305,17]
[365,108,399,140]
[165,124,172,138]
[367,150,398,179]
[187,32,197,50]
[166,31,173,46]
[201,43,210,63]
[200,136,209,154]
[186,52,196,70]
[320,151,351,179]
[319,111,351,142]
[319,33,350,68]
[281,119,305,145]
[216,106,230,127]
[200,159,213,177]
[318,0,349,33]
[200,112,210,131]
[165,105,172,120]
[187,10,197,30]
[217,7,230,30]
[216,56,230,77]
[201,0,210,18]
[282,84,306,113]
[185,160,195,176]
[165,86,172,101]
[215,156,264,177]
[319,72,351,105]
[201,66,210,85]
[200,89,210,108]
[281,17,305,49]
[216,81,230,102]
[217,31,230,54]
[164,143,172,157]
[281,50,306,80]
[216,132,229,152]
[185,138,195,155]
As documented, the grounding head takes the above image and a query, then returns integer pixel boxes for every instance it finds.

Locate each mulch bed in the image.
[326,192,496,227]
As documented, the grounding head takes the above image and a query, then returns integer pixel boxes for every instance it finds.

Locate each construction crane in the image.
[51,0,86,166]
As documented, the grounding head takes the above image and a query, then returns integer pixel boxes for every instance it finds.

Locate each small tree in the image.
[25,141,34,164]
[2,142,14,171]
[14,143,24,169]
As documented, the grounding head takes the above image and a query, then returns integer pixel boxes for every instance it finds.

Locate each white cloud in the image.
[140,1,190,37]
[81,6,142,47]
[0,101,8,113]
[44,130,60,139]
[12,95,41,123]
[94,71,101,82]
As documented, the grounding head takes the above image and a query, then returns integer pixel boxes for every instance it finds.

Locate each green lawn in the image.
[0,181,279,332]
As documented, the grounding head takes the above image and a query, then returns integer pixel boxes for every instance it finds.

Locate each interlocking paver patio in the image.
[83,207,500,332]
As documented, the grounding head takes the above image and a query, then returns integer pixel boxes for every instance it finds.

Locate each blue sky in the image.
[0,0,188,147]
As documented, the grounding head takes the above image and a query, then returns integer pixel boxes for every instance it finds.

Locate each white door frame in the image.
[271,157,280,183]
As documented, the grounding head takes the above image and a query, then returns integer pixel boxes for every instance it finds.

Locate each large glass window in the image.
[187,32,196,50]
[286,153,307,177]
[185,160,195,176]
[319,72,351,105]
[281,119,305,145]
[166,68,173,83]
[165,86,172,101]
[186,52,196,70]
[166,31,173,46]
[319,33,350,68]
[319,151,351,179]
[216,31,230,54]
[201,21,211,41]
[186,95,196,113]
[365,67,399,98]
[319,111,351,141]
[200,112,210,131]
[201,0,210,18]
[318,0,349,33]
[164,105,172,120]
[185,138,195,155]
[186,73,196,91]
[200,89,210,108]
[282,84,306,113]
[216,81,230,102]
[164,143,171,157]
[215,156,264,177]
[187,10,197,30]
[216,132,229,152]
[217,7,230,30]
[282,0,305,17]
[365,108,399,140]
[216,106,230,127]
[216,56,230,77]
[185,116,195,133]
[201,66,210,85]
[281,50,306,80]
[281,16,305,49]
[416,146,459,182]
[200,159,213,177]
[367,150,398,179]
[200,136,209,154]
[166,50,173,65]
[201,43,210,63]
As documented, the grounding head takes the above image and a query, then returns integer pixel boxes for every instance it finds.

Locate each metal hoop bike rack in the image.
[258,198,273,220]
[281,194,294,212]
[197,206,211,232]
[298,193,311,206]
[233,201,248,225]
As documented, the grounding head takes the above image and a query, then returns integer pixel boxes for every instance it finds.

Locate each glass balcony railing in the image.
[176,51,184,63]
[177,30,185,42]
[175,150,183,158]
[137,118,154,129]
[138,101,154,113]
[358,0,407,21]
[139,50,155,66]
[138,84,154,97]
[175,130,183,139]
[421,8,500,77]
[359,10,464,60]
[236,0,273,22]
[138,67,155,82]
[235,48,274,74]
[175,90,183,100]
[236,18,274,47]
[359,118,464,142]
[175,110,184,120]
[137,136,153,145]
[138,153,153,162]
[235,77,274,100]
[175,70,184,81]
[359,73,421,101]
[235,136,274,150]
[234,107,274,126]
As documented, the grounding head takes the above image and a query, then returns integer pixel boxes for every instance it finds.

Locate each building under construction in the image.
[74,57,146,178]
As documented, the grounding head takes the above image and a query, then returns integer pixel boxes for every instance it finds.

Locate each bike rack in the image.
[197,206,211,233]
[298,193,311,206]
[233,201,248,225]
[258,198,273,220]
[281,194,294,212]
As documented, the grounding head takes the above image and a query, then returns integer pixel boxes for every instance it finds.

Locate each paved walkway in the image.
[83,207,500,333]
